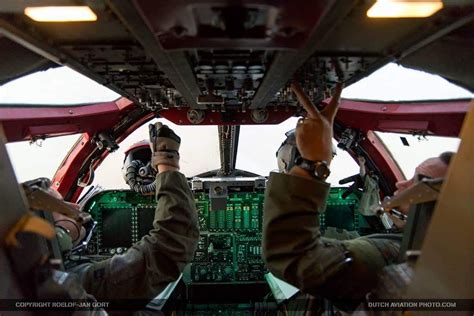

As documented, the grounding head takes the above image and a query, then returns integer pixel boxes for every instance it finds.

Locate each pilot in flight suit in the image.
[262,82,451,309]
[64,122,199,300]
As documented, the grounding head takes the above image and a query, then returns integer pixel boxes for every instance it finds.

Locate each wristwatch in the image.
[294,156,331,181]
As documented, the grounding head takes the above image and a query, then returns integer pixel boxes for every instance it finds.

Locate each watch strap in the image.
[295,157,331,180]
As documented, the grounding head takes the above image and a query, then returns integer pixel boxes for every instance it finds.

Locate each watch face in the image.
[294,157,330,180]
[315,162,330,179]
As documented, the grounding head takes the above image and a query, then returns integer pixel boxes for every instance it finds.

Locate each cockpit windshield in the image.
[0,67,119,105]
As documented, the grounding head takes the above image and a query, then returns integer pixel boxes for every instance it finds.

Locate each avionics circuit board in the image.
[82,179,365,284]
[189,191,266,283]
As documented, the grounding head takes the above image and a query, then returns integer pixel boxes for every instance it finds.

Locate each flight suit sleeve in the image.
[75,171,199,300]
[262,172,400,305]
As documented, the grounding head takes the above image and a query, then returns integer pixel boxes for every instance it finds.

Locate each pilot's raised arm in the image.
[262,83,401,309]
[73,123,199,300]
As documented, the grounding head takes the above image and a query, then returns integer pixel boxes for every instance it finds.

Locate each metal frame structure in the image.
[218,125,240,176]
[0,97,469,201]
[1,98,468,142]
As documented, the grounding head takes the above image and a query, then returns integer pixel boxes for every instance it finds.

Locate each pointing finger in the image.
[291,81,320,119]
[322,82,343,121]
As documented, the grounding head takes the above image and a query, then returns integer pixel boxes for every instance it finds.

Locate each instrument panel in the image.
[82,178,366,285]
[188,190,266,283]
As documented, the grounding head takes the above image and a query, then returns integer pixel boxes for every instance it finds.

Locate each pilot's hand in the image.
[149,122,181,172]
[291,82,343,165]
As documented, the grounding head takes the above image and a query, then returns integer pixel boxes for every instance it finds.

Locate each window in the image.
[237,117,360,185]
[92,120,220,189]
[376,132,460,179]
[342,63,472,101]
[6,135,80,182]
[0,67,119,105]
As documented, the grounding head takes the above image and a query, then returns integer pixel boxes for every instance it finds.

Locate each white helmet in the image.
[276,129,337,173]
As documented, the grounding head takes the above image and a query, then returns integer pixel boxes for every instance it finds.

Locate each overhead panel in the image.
[253,1,474,109]
[0,0,473,119]
[132,0,324,50]
[191,50,272,108]
[131,0,329,111]
[106,0,202,109]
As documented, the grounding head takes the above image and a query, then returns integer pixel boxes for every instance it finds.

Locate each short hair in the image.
[439,151,454,165]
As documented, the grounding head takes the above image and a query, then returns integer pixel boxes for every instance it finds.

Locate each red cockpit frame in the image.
[0,97,470,201]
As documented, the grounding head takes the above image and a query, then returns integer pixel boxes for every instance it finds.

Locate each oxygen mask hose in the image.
[123,159,156,195]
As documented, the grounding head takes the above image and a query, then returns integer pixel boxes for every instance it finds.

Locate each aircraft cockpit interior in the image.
[0,0,473,314]
[69,135,377,312]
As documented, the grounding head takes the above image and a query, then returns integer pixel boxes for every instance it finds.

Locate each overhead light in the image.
[24,6,97,22]
[367,0,444,18]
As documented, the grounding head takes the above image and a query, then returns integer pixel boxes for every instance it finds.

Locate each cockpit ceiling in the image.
[400,20,474,92]
[0,37,58,85]
[0,1,472,113]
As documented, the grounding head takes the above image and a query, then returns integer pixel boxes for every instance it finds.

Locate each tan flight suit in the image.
[72,171,199,300]
[263,172,400,310]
